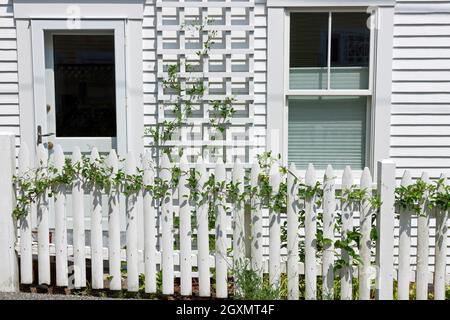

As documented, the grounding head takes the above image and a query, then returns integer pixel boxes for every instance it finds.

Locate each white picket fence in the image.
[0,133,448,300]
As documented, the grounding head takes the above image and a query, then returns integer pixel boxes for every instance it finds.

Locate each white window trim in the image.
[267,0,395,180]
[14,0,144,161]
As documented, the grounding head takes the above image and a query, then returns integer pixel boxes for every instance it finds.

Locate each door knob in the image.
[37,125,55,145]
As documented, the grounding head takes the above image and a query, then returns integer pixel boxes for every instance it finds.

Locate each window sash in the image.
[285,9,375,95]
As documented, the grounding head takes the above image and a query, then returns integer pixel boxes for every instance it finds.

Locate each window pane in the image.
[53,35,116,137]
[288,96,367,170]
[290,13,328,90]
[330,13,370,89]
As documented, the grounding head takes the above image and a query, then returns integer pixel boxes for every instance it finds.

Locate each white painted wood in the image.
[341,166,353,300]
[90,148,103,289]
[232,159,245,295]
[37,144,50,285]
[126,152,139,292]
[398,170,413,300]
[434,174,448,300]
[179,154,192,296]
[107,150,121,291]
[143,151,156,293]
[18,142,32,285]
[268,162,281,287]
[322,165,335,300]
[54,145,68,287]
[161,153,174,295]
[416,172,430,300]
[359,167,373,300]
[287,163,299,300]
[195,157,210,297]
[304,163,317,300]
[376,159,396,300]
[0,133,19,292]
[215,159,228,299]
[71,147,86,288]
[250,161,263,276]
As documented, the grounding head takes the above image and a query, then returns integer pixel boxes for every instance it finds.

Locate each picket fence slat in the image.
[215,159,228,299]
[161,153,174,295]
[304,164,317,300]
[179,155,192,296]
[322,165,335,300]
[126,152,139,292]
[398,170,413,300]
[250,161,263,276]
[287,163,299,300]
[341,166,353,300]
[90,148,104,289]
[434,174,448,300]
[2,135,448,300]
[54,145,68,287]
[18,143,33,285]
[72,147,86,288]
[107,150,121,291]
[37,144,50,285]
[269,162,281,287]
[416,172,430,300]
[359,168,373,300]
[143,151,157,293]
[195,157,210,297]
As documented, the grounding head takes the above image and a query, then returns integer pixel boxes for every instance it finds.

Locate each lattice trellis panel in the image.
[155,0,256,166]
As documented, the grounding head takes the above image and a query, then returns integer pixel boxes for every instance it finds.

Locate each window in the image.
[287,11,372,170]
[53,35,117,138]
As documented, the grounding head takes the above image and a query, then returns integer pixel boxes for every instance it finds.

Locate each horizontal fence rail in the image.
[0,133,448,300]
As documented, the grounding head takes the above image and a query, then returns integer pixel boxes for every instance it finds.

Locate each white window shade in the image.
[288,96,367,170]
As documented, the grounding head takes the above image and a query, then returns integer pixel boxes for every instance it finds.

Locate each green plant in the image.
[232,262,281,300]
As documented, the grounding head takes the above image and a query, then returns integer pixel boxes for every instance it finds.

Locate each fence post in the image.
[376,159,396,300]
[0,132,19,292]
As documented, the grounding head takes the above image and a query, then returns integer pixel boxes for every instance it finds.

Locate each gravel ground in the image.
[0,292,114,300]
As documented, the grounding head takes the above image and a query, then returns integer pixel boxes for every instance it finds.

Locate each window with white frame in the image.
[287,10,373,171]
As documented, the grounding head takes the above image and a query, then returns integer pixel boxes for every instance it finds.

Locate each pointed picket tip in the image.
[72,146,82,164]
[90,147,100,162]
[215,158,226,181]
[36,143,48,166]
[324,164,334,179]
[54,144,65,170]
[437,173,447,191]
[233,158,244,180]
[250,161,260,186]
[161,152,171,168]
[360,167,372,189]
[269,162,281,190]
[305,163,316,186]
[420,171,430,183]
[107,149,119,172]
[126,151,137,175]
[180,153,189,172]
[342,165,353,188]
[18,142,30,174]
[401,170,412,186]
